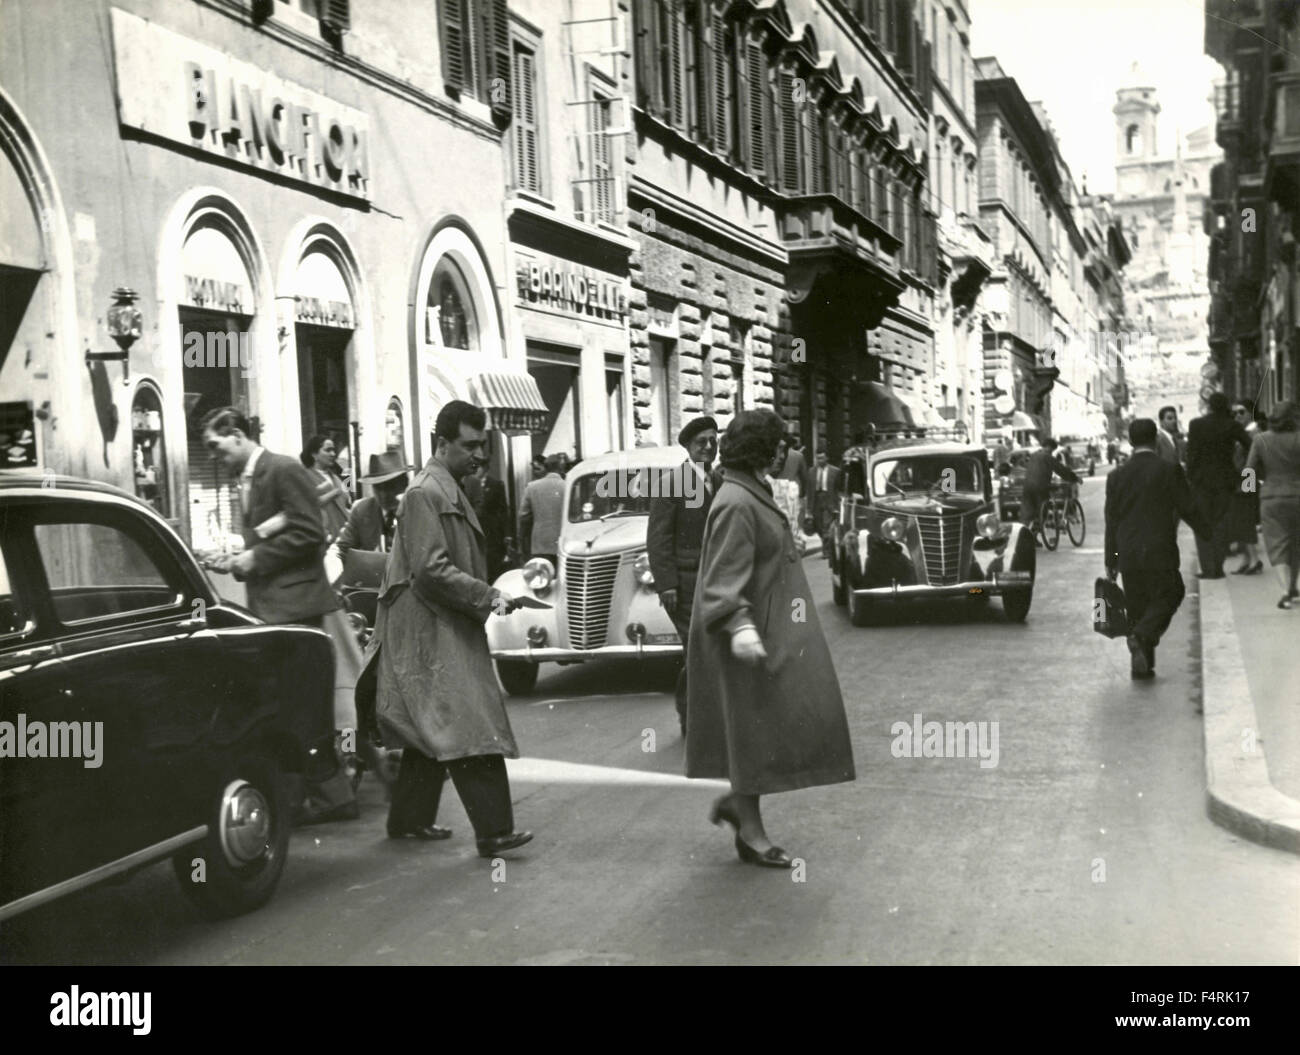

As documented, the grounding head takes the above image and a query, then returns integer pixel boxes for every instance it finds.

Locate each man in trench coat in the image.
[362,401,532,858]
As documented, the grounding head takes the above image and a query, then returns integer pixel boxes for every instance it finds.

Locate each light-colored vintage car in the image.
[487,446,688,694]
[828,437,1037,624]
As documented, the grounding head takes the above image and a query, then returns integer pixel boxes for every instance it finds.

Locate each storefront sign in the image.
[295,296,354,328]
[111,9,371,200]
[183,274,246,314]
[516,257,627,319]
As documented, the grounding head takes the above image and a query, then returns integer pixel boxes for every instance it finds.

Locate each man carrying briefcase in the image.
[1103,418,1210,679]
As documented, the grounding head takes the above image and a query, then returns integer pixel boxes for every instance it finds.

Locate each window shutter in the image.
[668,3,685,128]
[808,109,824,193]
[488,0,511,118]
[473,0,492,101]
[590,95,614,222]
[513,46,539,193]
[439,0,468,93]
[745,38,766,177]
[322,0,350,31]
[633,0,658,113]
[778,69,800,192]
[691,3,709,141]
[711,11,730,154]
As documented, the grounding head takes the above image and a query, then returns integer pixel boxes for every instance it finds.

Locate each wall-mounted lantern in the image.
[87,287,142,382]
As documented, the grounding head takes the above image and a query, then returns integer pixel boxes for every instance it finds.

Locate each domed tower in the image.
[1114,62,1160,198]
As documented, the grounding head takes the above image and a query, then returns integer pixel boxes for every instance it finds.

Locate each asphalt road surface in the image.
[3,470,1296,965]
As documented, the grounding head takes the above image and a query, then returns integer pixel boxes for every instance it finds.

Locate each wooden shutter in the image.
[633,0,660,113]
[439,0,468,93]
[488,0,511,117]
[745,38,766,177]
[691,3,709,141]
[472,0,492,101]
[322,0,350,31]
[808,109,824,193]
[590,94,614,222]
[513,46,539,193]
[778,69,800,192]
[668,3,685,128]
[711,10,731,154]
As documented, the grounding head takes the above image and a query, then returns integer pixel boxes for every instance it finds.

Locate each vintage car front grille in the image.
[915,514,969,586]
[563,552,623,649]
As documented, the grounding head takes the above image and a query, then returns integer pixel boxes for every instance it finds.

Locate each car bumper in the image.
[852,572,1032,599]
[492,643,683,662]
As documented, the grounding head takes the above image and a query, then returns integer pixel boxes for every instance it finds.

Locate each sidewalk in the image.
[1197,550,1300,854]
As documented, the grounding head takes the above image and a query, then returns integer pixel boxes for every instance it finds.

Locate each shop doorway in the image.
[180,308,251,551]
[296,324,353,483]
[528,344,582,465]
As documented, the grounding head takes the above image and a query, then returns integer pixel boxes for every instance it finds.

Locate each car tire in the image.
[496,659,539,696]
[172,754,290,920]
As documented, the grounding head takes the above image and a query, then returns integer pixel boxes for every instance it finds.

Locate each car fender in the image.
[486,567,558,651]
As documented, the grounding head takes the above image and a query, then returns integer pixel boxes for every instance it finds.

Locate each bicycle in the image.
[1036,482,1085,550]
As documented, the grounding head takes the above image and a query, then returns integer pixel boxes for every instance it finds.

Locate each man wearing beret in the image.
[647,416,720,737]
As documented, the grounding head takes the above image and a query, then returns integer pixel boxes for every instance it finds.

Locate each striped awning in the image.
[467,370,549,435]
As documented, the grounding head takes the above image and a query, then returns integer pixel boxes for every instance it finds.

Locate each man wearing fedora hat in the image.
[331,450,414,563]
[647,415,720,736]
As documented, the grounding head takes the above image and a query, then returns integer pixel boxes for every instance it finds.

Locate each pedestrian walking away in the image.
[1244,401,1300,608]
[519,454,566,567]
[687,409,856,868]
[200,406,358,822]
[1227,402,1262,575]
[646,415,719,737]
[1103,418,1210,679]
[360,400,533,858]
[1186,392,1252,579]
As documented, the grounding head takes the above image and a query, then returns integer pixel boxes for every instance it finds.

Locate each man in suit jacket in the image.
[364,401,532,858]
[647,416,719,736]
[810,449,841,539]
[775,430,812,522]
[331,451,412,562]
[1186,392,1252,578]
[1022,438,1080,532]
[1105,418,1210,679]
[464,464,510,581]
[200,406,356,819]
[519,454,566,565]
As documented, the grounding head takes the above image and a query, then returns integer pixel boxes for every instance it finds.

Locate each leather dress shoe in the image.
[1128,635,1153,679]
[388,823,453,840]
[476,831,534,858]
[1195,571,1225,579]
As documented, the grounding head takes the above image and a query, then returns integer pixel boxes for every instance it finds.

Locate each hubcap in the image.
[218,779,271,866]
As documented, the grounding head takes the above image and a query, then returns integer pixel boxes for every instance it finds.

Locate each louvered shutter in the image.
[668,3,685,128]
[590,95,614,222]
[322,0,350,31]
[633,0,659,113]
[513,46,539,193]
[808,110,824,193]
[711,11,730,154]
[778,70,800,192]
[691,3,709,141]
[472,0,492,101]
[745,38,766,177]
[488,0,511,118]
[439,0,468,93]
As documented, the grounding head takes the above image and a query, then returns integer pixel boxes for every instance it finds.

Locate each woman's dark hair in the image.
[300,433,332,468]
[719,409,785,473]
[1267,401,1297,432]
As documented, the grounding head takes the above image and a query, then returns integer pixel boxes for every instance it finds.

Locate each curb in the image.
[1198,576,1300,854]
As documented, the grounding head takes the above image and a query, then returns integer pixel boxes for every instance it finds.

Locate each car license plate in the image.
[647,632,680,645]
[999,571,1031,581]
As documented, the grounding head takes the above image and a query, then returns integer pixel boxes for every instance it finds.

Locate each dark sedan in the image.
[0,476,335,920]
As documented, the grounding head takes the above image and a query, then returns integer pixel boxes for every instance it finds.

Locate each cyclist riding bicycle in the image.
[1021,438,1081,540]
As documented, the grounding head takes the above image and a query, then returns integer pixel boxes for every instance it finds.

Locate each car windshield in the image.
[568,469,656,522]
[872,455,985,497]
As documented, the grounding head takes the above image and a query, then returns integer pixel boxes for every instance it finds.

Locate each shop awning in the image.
[468,370,549,435]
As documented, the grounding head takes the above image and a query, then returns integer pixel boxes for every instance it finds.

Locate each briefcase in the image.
[1093,576,1129,639]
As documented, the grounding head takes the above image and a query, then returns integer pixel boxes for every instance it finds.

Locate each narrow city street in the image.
[3,472,1294,966]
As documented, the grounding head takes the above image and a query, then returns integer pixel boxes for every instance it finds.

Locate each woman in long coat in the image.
[686,409,856,867]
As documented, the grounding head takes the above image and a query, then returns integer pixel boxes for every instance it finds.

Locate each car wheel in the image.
[831,551,847,606]
[172,755,289,919]
[1001,587,1033,622]
[496,659,539,696]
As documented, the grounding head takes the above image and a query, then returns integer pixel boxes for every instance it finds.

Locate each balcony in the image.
[1215,79,1242,151]
[1266,71,1300,202]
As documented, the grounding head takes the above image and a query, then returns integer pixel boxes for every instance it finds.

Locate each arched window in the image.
[1125,123,1140,154]
[131,381,169,519]
[385,397,406,459]
[429,256,479,351]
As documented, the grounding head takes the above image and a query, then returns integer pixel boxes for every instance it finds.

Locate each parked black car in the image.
[0,476,335,920]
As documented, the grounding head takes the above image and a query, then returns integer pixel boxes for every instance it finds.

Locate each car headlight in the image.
[522,557,554,595]
[880,516,906,542]
[977,513,1001,539]
[633,552,654,587]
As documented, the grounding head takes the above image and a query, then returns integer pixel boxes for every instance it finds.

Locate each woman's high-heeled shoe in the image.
[735,835,794,869]
[1235,560,1263,574]
[709,796,741,835]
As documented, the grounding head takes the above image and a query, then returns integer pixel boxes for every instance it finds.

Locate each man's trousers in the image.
[1120,568,1187,662]
[1192,489,1231,575]
[388,750,514,839]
